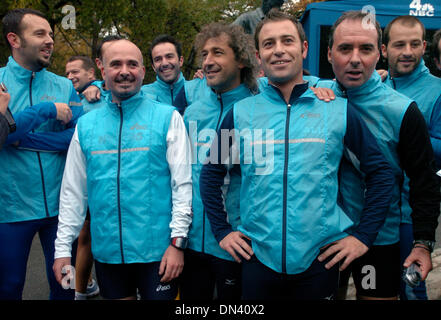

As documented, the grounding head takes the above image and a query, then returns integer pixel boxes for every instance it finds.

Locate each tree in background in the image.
[0,0,263,82]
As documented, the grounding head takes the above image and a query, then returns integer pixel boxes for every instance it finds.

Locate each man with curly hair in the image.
[180,22,259,300]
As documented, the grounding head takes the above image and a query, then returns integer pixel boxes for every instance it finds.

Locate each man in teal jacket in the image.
[180,22,259,300]
[319,11,440,300]
[381,15,441,300]
[201,9,394,300]
[143,34,206,114]
[0,8,83,300]
[53,39,192,300]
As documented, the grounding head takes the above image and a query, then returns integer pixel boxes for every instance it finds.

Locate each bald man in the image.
[53,39,193,300]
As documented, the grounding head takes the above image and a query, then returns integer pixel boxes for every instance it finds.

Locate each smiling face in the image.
[382,22,426,78]
[201,34,243,93]
[257,19,307,87]
[328,18,380,89]
[9,14,54,71]
[151,42,183,84]
[101,40,146,103]
[65,59,95,92]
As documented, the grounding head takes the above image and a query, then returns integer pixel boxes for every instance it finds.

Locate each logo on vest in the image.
[130,123,147,130]
[300,113,321,119]
[40,94,56,102]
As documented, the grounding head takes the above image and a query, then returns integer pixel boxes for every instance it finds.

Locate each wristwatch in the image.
[413,240,435,253]
[171,237,188,250]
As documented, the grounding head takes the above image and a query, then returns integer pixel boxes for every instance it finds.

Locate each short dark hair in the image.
[67,55,95,71]
[383,15,426,46]
[432,29,441,62]
[148,34,182,64]
[97,35,125,60]
[254,9,307,51]
[2,8,47,51]
[329,11,382,51]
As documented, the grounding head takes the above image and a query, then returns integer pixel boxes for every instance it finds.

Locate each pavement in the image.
[21,216,441,300]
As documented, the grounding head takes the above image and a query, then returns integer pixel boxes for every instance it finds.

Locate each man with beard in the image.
[0,8,83,300]
[381,15,441,300]
[53,39,193,300]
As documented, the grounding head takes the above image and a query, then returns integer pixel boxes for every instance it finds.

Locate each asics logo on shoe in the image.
[156,284,171,292]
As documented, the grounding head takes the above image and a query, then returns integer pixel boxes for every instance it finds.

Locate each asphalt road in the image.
[21,215,441,300]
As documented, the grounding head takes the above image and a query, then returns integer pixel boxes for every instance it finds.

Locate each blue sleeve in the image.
[343,103,394,247]
[5,102,56,145]
[17,86,83,151]
[173,86,188,115]
[429,94,441,168]
[200,108,236,243]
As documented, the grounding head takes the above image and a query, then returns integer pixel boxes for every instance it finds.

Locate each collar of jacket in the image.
[208,83,252,107]
[387,59,430,86]
[262,81,311,105]
[155,72,185,90]
[5,56,46,81]
[341,70,382,99]
[104,89,145,114]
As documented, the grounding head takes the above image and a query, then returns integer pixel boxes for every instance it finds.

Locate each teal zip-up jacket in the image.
[317,72,417,245]
[0,56,83,223]
[142,73,207,112]
[201,82,394,274]
[384,60,441,224]
[184,84,252,261]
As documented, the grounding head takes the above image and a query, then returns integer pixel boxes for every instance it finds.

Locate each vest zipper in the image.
[282,103,292,274]
[170,84,174,106]
[117,103,125,264]
[391,77,396,90]
[30,72,50,217]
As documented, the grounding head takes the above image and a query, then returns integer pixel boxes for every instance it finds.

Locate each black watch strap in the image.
[413,240,435,253]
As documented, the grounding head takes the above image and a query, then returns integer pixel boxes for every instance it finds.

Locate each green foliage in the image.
[0,0,265,82]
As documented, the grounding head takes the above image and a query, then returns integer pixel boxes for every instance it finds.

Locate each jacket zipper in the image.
[282,103,292,274]
[117,103,125,263]
[201,93,225,253]
[30,72,50,217]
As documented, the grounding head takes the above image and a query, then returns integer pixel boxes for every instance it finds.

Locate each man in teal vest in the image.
[200,9,394,300]
[53,39,193,300]
[381,15,441,300]
[0,8,83,300]
[319,10,440,300]
[180,22,259,300]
